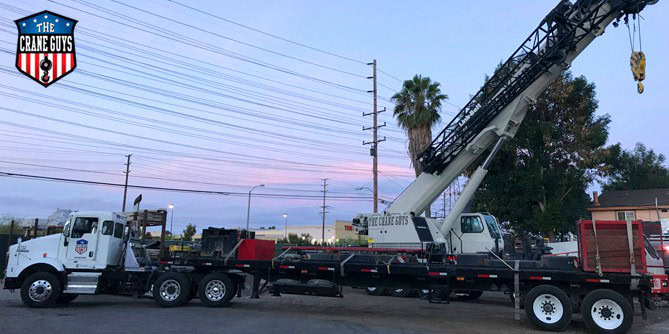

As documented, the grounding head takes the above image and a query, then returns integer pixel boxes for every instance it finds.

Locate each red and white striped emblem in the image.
[17,52,75,87]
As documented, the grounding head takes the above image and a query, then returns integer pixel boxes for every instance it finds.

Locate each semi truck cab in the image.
[4,212,129,298]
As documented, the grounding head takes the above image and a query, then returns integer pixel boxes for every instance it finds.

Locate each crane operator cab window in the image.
[71,217,98,238]
[461,216,484,233]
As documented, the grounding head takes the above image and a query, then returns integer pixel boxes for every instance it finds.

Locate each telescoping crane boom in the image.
[355,0,658,249]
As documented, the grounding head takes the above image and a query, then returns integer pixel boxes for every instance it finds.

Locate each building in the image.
[588,189,669,224]
[253,220,361,244]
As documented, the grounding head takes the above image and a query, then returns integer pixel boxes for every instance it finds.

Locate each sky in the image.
[0,0,667,234]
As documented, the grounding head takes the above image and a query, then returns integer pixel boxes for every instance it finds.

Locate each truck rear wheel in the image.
[365,287,386,296]
[581,289,632,334]
[524,285,572,332]
[390,288,412,297]
[152,272,191,308]
[20,272,62,308]
[198,272,234,307]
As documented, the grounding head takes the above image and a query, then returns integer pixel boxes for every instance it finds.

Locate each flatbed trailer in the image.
[156,244,654,333]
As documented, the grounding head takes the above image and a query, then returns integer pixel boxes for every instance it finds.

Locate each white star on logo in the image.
[33,19,37,23]
[55,19,59,23]
[44,15,48,19]
[66,22,70,27]
[22,22,26,27]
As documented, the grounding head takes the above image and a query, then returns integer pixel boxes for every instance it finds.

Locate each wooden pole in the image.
[141,210,148,240]
[7,220,14,246]
[160,211,167,258]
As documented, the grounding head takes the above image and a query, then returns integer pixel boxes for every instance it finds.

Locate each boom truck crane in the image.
[4,1,664,333]
[353,0,658,255]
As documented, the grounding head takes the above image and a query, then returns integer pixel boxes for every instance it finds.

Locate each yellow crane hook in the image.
[630,51,646,94]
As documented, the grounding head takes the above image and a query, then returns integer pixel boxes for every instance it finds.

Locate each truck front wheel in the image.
[524,285,573,332]
[152,272,191,308]
[198,272,234,307]
[581,289,633,334]
[20,272,62,308]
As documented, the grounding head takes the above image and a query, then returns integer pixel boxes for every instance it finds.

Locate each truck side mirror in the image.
[63,221,70,246]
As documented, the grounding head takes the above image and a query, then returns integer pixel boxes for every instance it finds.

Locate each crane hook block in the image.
[630,51,646,94]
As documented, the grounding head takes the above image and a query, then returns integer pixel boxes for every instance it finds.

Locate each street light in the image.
[356,186,373,193]
[245,184,265,237]
[283,213,288,239]
[168,204,174,236]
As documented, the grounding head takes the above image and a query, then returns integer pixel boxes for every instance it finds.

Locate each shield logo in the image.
[75,239,88,255]
[14,10,77,87]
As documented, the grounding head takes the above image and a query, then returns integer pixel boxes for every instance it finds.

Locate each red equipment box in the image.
[237,239,275,261]
[578,220,646,274]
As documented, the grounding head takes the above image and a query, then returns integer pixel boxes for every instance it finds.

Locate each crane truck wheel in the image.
[198,272,235,307]
[390,288,412,297]
[524,285,572,332]
[57,294,79,304]
[365,287,386,296]
[581,289,633,334]
[152,272,191,308]
[20,272,62,308]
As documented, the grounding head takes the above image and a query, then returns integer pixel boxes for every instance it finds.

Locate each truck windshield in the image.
[484,216,501,239]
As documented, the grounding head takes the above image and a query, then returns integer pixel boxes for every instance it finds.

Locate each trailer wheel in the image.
[390,288,411,297]
[57,294,79,304]
[524,285,572,332]
[152,272,190,308]
[20,272,62,308]
[198,272,234,307]
[581,289,632,334]
[365,287,386,296]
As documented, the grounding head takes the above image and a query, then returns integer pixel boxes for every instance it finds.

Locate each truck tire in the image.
[365,287,386,296]
[581,289,633,334]
[417,288,449,300]
[524,285,573,332]
[198,272,235,307]
[454,290,483,301]
[152,272,191,308]
[390,288,412,297]
[57,294,79,304]
[20,272,62,308]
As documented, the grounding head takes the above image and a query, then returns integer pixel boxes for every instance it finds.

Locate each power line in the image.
[110,0,366,77]
[0,172,375,201]
[166,0,367,65]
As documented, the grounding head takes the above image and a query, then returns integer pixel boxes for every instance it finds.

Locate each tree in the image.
[277,233,313,245]
[392,74,448,217]
[182,223,196,241]
[602,143,669,191]
[471,72,610,235]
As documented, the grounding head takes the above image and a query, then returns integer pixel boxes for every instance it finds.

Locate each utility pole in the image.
[364,59,386,213]
[122,154,132,212]
[321,178,329,245]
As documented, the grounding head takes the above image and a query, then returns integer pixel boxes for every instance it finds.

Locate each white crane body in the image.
[356,0,650,250]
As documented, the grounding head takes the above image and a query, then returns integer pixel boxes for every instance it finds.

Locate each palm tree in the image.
[391,75,448,217]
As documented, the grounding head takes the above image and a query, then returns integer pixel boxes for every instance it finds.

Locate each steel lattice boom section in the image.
[418,0,652,175]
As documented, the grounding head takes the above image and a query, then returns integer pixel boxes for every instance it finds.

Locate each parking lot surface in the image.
[1,282,667,334]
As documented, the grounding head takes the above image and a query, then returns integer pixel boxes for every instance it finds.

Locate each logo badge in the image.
[75,239,88,254]
[14,10,77,87]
